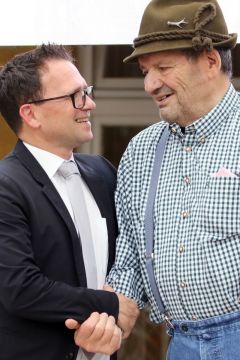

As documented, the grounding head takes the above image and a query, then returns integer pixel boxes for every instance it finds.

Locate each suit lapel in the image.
[42,186,87,286]
[13,141,87,286]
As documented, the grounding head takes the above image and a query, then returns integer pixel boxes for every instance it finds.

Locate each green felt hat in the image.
[124,0,237,63]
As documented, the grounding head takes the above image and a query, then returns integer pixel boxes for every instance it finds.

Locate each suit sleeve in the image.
[0,171,119,324]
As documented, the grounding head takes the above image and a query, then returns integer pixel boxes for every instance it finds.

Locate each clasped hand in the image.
[65,312,122,355]
[65,286,139,354]
[103,284,139,339]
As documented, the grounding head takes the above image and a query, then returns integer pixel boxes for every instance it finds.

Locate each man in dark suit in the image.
[0,44,139,360]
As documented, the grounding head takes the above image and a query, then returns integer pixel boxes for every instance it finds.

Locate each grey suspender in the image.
[144,126,173,326]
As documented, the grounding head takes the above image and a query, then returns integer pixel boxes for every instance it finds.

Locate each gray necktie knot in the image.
[58,161,79,179]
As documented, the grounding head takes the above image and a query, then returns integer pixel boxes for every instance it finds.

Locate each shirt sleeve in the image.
[107,140,147,309]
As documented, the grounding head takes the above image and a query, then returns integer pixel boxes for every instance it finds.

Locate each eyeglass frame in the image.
[27,85,94,110]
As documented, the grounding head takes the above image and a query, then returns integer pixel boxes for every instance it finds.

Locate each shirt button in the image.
[180,281,187,288]
[192,315,198,320]
[184,146,192,152]
[199,136,206,144]
[179,245,185,253]
[184,176,191,184]
[171,127,177,134]
[181,211,189,218]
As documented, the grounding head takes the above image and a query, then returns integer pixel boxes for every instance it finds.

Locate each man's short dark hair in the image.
[0,44,73,133]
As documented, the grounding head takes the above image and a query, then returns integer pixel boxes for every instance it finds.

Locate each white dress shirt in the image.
[24,142,109,360]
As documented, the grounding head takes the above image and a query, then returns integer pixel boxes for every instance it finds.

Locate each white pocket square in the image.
[211,167,237,177]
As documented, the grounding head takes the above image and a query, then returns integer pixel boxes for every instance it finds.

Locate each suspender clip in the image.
[145,252,154,260]
[164,314,174,329]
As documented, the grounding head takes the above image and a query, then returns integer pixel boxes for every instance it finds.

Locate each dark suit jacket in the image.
[0,140,119,360]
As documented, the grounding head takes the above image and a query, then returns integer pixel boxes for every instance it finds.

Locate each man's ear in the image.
[205,49,221,78]
[19,103,40,129]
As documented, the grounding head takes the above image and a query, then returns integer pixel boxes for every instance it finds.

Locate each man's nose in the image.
[83,95,96,110]
[144,69,163,95]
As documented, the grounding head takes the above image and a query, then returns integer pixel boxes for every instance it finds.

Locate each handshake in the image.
[65,285,140,355]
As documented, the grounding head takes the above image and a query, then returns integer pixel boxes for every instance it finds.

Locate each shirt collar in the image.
[169,84,239,140]
[23,142,74,180]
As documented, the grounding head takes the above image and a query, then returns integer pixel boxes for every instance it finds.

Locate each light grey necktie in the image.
[58,161,97,290]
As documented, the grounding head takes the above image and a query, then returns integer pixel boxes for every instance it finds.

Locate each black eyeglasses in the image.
[28,85,94,109]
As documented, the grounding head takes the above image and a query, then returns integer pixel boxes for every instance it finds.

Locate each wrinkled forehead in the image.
[138,50,187,66]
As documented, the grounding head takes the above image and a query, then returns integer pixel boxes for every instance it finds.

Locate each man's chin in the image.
[73,134,93,149]
[159,110,175,125]
[81,133,94,144]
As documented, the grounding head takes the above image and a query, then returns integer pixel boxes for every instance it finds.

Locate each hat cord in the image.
[134,29,231,49]
[192,3,216,51]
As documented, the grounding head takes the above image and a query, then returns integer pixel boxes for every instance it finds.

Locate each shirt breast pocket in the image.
[198,177,240,240]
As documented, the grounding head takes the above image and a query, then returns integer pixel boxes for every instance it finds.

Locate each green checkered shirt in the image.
[108,84,240,322]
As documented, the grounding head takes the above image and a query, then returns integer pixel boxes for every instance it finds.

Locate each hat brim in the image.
[124,33,238,63]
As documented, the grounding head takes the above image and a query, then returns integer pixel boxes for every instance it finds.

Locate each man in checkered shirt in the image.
[107,0,240,358]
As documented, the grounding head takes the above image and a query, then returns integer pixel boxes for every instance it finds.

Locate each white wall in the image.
[0,0,239,45]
